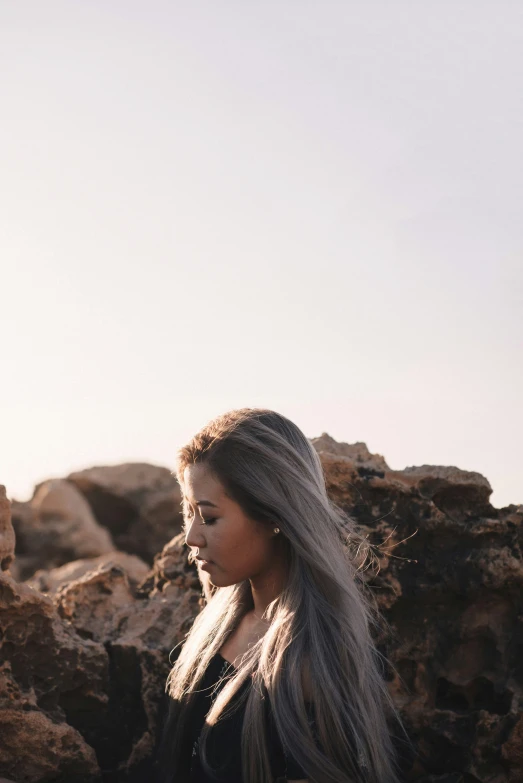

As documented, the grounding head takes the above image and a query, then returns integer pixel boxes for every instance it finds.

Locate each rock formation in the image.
[311,442,523,782]
[0,486,15,572]
[0,484,199,783]
[0,440,521,782]
[10,479,114,581]
[10,464,184,582]
[26,552,149,595]
[67,464,183,563]
[1,486,102,779]
[310,432,390,472]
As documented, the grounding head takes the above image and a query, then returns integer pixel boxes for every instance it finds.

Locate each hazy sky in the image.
[1,1,522,508]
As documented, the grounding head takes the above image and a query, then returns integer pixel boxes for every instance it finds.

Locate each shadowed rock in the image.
[0,494,200,783]
[315,444,522,782]
[0,570,106,781]
[11,479,114,580]
[0,486,15,572]
[67,463,183,564]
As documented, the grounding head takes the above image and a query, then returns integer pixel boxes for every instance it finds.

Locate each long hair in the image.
[160,408,404,783]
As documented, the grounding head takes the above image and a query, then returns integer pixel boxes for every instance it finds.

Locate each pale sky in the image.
[1,1,522,508]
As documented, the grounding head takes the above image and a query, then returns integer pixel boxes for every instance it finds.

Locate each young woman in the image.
[158,408,404,783]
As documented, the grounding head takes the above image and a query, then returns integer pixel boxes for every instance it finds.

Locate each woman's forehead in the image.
[183,464,225,504]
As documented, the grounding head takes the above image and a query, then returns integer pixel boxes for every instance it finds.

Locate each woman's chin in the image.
[208,573,237,588]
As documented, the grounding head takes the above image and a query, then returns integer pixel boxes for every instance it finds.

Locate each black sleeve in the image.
[283,750,308,779]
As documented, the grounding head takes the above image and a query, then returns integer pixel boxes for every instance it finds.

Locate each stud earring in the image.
[273,527,280,534]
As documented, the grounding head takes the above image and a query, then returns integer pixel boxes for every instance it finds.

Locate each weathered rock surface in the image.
[27,552,149,595]
[0,571,106,782]
[1,436,522,782]
[0,485,15,571]
[138,532,203,598]
[10,480,114,581]
[0,497,201,783]
[311,432,390,472]
[316,447,522,783]
[67,464,183,564]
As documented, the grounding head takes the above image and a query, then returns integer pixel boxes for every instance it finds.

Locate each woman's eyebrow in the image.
[183,496,218,508]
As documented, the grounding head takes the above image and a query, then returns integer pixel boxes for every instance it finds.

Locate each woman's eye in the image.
[182,508,217,527]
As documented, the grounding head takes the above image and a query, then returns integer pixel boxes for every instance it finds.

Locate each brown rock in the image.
[0,570,107,782]
[139,532,202,596]
[0,485,15,571]
[67,463,183,563]
[11,479,115,580]
[311,432,390,471]
[502,713,523,781]
[0,707,99,782]
[0,554,199,782]
[312,439,523,782]
[52,551,202,779]
[55,562,136,640]
[27,551,149,595]
[393,463,494,518]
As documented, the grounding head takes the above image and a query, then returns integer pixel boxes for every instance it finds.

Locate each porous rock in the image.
[0,485,15,571]
[0,490,201,783]
[312,439,523,782]
[27,552,149,595]
[311,432,390,472]
[0,570,106,782]
[49,542,201,779]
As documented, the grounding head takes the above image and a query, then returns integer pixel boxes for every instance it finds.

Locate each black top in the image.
[184,652,315,782]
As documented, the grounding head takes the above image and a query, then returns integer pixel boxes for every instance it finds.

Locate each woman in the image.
[158,408,405,783]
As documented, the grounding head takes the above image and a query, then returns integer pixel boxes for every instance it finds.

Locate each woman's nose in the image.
[185,517,205,549]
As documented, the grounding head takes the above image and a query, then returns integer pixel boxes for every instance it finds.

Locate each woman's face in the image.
[182,463,282,588]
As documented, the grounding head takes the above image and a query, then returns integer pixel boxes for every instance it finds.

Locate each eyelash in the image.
[183,512,218,527]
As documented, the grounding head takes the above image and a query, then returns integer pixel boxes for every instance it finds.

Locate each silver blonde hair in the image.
[161,408,403,783]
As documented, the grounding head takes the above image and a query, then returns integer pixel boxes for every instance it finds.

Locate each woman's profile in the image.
[157,407,406,783]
